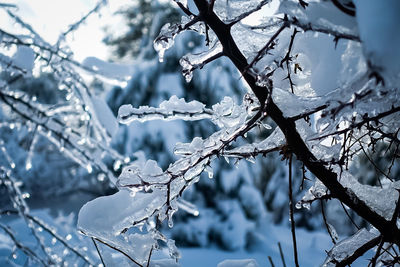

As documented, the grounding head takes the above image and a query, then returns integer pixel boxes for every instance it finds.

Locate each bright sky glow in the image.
[1,0,127,61]
[0,0,279,62]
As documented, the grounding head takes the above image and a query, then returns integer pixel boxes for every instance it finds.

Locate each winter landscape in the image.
[1,0,400,266]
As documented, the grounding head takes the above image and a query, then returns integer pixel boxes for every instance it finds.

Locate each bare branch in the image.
[288,155,300,267]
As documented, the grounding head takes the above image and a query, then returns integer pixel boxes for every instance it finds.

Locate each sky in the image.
[1,0,280,62]
[0,0,127,61]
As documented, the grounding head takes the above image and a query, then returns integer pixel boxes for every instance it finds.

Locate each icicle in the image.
[204,165,213,179]
[167,208,177,228]
[153,23,179,62]
[167,239,181,261]
[25,132,39,171]
[234,159,240,169]
[86,164,93,174]
[245,156,256,164]
[224,156,230,164]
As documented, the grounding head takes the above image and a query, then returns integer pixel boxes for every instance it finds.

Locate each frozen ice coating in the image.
[11,46,35,73]
[159,95,205,113]
[354,0,400,79]
[82,56,133,80]
[323,228,379,266]
[78,190,163,237]
[214,0,271,23]
[154,23,179,63]
[118,96,211,124]
[211,96,247,128]
[143,160,163,176]
[338,170,400,221]
[180,42,223,83]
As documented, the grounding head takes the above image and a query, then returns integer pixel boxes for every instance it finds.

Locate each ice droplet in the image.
[205,165,213,179]
[154,23,179,63]
[25,160,32,170]
[168,216,174,228]
[86,164,93,174]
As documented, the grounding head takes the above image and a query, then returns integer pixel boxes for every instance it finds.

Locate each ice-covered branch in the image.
[323,229,380,266]
[313,105,400,141]
[192,0,400,249]
[0,89,117,182]
[61,0,107,38]
[289,16,360,43]
[226,0,272,26]
[0,222,47,266]
[0,168,54,265]
[0,210,94,266]
[118,96,213,124]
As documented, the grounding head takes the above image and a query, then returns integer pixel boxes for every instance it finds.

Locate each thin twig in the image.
[92,237,143,267]
[0,223,47,266]
[288,155,300,267]
[146,246,154,267]
[268,256,275,267]
[369,236,384,267]
[339,202,360,230]
[281,28,298,93]
[247,20,289,70]
[278,242,287,267]
[92,238,106,267]
[321,200,337,244]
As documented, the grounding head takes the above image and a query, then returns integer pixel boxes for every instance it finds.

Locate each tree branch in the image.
[192,0,400,245]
